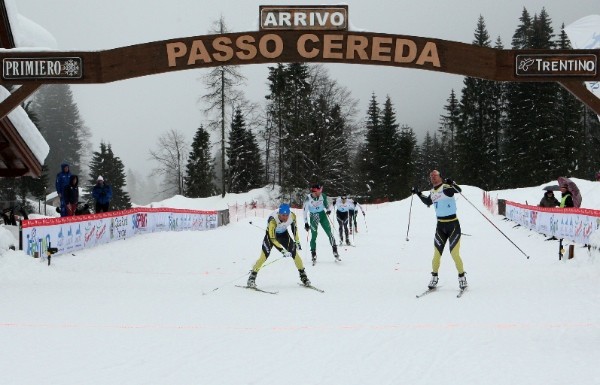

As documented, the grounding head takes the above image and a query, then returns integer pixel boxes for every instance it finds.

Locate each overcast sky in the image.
[13,0,600,175]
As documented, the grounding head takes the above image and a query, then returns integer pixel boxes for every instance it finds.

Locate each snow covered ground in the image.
[1,181,599,385]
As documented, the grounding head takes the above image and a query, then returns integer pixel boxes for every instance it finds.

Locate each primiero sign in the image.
[1,4,599,120]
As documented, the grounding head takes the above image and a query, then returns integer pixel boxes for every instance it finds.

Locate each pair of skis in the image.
[236,283,324,294]
[416,287,467,298]
[312,254,342,266]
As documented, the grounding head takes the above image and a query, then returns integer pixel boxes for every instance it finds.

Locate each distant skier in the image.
[303,183,340,265]
[348,197,365,233]
[247,203,311,288]
[411,170,467,290]
[333,195,352,245]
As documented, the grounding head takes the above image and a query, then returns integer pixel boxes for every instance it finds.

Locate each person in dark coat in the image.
[63,175,79,216]
[55,162,72,217]
[92,175,112,213]
[538,190,560,208]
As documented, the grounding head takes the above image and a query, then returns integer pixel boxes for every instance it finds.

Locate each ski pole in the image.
[406,194,414,241]
[248,221,265,231]
[326,213,339,245]
[202,256,283,295]
[362,213,369,233]
[454,187,530,259]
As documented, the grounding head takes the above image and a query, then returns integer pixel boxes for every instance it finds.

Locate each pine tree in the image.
[227,109,264,193]
[528,9,559,183]
[438,89,460,178]
[455,16,497,190]
[185,125,216,197]
[359,94,382,199]
[489,36,508,189]
[201,17,246,197]
[243,127,265,191]
[555,25,583,177]
[31,84,83,184]
[379,96,401,198]
[88,142,131,210]
[396,124,418,198]
[503,8,537,187]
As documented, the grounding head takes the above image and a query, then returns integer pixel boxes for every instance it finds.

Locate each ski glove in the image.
[281,249,292,258]
[305,223,310,232]
[444,178,456,186]
[295,241,302,250]
[326,210,331,215]
[411,186,421,195]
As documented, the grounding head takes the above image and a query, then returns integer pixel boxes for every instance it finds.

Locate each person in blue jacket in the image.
[92,175,113,213]
[55,162,72,217]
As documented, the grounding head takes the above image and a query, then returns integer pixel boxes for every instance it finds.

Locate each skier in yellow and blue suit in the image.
[411,170,467,290]
[247,203,311,288]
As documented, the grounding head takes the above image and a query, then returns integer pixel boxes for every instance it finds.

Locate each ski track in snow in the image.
[1,182,599,385]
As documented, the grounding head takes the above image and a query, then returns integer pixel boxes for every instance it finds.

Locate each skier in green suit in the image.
[302,183,340,265]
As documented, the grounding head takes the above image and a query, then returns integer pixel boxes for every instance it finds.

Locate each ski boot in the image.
[428,272,439,290]
[333,245,341,261]
[311,250,317,265]
[299,269,311,286]
[458,272,468,290]
[346,239,351,246]
[247,271,257,288]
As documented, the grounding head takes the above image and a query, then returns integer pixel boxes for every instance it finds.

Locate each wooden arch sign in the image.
[1,29,599,118]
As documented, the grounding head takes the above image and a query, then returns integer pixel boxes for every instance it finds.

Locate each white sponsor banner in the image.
[22,208,219,257]
[505,201,600,244]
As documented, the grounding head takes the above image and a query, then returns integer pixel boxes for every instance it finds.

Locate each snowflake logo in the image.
[62,59,80,77]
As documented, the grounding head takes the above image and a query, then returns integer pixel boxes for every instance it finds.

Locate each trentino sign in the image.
[516,54,597,77]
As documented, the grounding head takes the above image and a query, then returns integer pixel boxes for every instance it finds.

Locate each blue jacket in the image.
[55,162,72,196]
[92,183,112,205]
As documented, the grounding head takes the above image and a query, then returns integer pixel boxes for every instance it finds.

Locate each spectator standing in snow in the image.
[246,203,311,288]
[539,191,560,208]
[92,175,113,213]
[559,184,574,208]
[303,183,340,265]
[411,170,467,290]
[55,162,71,217]
[63,175,79,216]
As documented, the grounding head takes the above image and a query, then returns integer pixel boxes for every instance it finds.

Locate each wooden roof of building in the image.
[0,1,44,177]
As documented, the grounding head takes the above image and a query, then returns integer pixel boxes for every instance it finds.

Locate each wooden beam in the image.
[0,116,42,176]
[0,0,16,48]
[0,84,42,120]
[559,81,600,117]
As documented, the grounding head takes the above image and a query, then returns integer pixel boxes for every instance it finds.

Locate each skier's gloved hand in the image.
[295,241,302,250]
[411,186,421,195]
[362,211,365,216]
[304,223,310,232]
[326,210,331,215]
[281,249,292,258]
[444,178,455,186]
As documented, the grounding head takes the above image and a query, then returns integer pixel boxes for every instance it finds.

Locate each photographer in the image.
[92,176,112,213]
